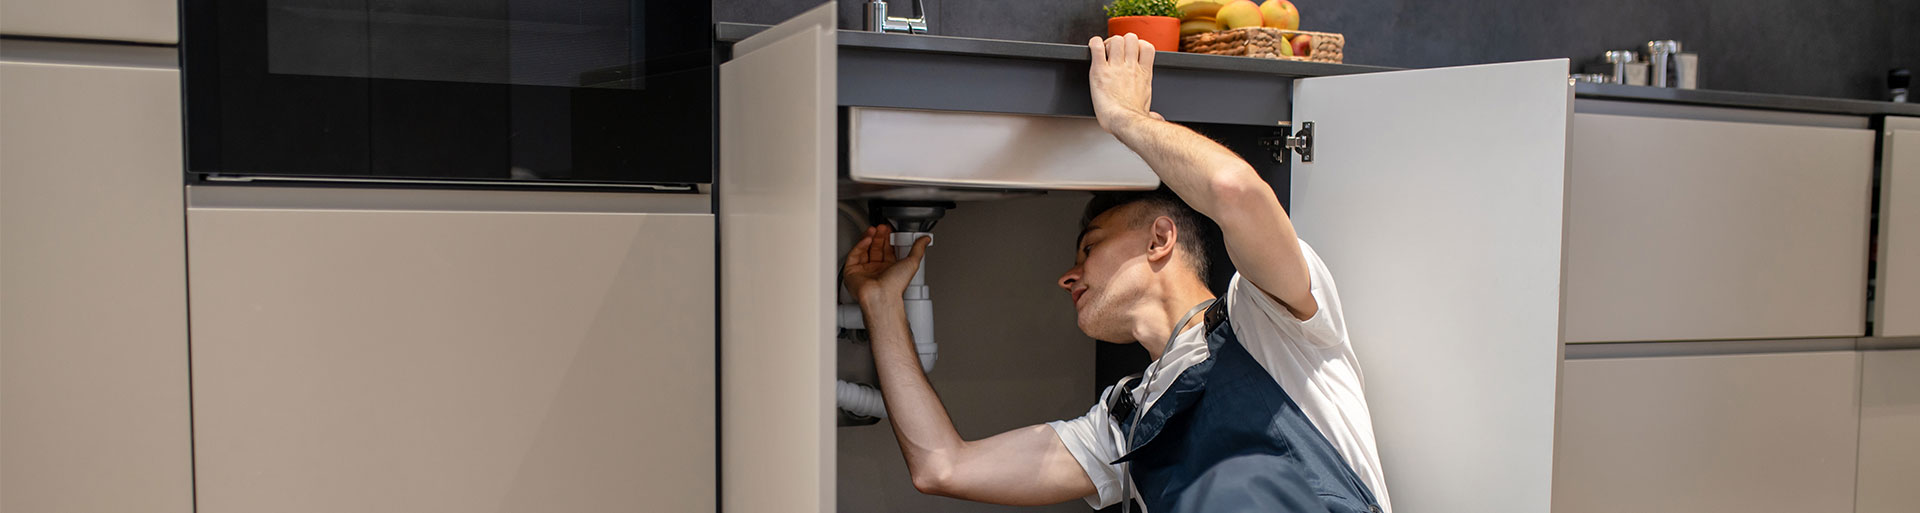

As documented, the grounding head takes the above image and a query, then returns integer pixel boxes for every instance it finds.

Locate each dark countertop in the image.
[717,22,1394,78]
[718,22,1920,120]
[1575,82,1920,118]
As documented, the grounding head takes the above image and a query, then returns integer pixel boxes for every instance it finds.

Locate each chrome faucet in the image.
[865,0,928,34]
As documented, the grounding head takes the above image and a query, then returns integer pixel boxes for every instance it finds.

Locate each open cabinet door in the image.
[718,4,836,513]
[1288,60,1571,513]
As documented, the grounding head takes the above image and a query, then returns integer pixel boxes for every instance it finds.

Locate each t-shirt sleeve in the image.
[1045,385,1127,509]
[1226,239,1347,349]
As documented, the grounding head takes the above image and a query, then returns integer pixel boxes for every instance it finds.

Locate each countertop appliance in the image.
[184,0,714,189]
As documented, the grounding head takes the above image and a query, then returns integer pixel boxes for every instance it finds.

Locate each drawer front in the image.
[0,57,191,513]
[1857,349,1920,513]
[189,206,714,513]
[0,0,176,43]
[1874,117,1920,336]
[1553,351,1861,513]
[1565,113,1874,342]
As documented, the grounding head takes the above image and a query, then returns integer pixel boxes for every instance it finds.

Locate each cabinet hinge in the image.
[1260,121,1313,163]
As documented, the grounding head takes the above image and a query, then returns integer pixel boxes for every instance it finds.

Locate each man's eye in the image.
[1081,244,1093,255]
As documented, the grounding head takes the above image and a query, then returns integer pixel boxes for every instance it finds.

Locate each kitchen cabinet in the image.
[1552,351,1862,513]
[720,6,1569,513]
[1563,109,1875,343]
[186,190,713,513]
[1856,349,1920,513]
[1875,117,1920,336]
[0,50,192,513]
[0,0,176,43]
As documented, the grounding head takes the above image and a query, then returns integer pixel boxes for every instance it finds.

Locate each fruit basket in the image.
[1181,27,1345,63]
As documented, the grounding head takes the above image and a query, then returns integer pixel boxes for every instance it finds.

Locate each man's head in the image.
[1057,187,1217,342]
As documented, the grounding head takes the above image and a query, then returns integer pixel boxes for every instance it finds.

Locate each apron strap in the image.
[1119,297,1217,513]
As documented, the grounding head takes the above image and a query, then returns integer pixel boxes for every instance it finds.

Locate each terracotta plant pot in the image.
[1107,16,1180,53]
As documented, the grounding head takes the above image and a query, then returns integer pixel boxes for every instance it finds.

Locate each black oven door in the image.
[184,0,712,188]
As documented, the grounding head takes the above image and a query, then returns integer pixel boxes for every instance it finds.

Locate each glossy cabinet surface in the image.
[717,5,838,512]
[1565,113,1874,342]
[1857,349,1920,513]
[188,203,714,513]
[1289,60,1570,513]
[0,0,176,43]
[1875,117,1920,336]
[1553,352,1862,513]
[0,55,192,513]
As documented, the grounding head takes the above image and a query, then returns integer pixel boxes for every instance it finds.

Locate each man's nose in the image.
[1057,268,1080,291]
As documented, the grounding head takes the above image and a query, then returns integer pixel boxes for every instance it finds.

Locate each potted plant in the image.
[1105,0,1182,53]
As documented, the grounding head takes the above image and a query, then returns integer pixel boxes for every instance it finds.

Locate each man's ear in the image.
[1147,216,1178,264]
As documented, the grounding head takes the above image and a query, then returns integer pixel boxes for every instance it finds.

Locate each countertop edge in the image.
[717,22,1920,119]
[1573,82,1920,118]
[717,22,1395,78]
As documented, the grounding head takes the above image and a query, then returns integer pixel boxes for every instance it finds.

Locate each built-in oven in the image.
[184,0,713,189]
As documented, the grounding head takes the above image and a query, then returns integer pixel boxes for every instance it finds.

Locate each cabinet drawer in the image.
[0,0,175,43]
[1553,351,1861,513]
[1857,349,1920,513]
[0,57,191,513]
[1874,117,1920,336]
[188,206,714,513]
[1565,113,1874,342]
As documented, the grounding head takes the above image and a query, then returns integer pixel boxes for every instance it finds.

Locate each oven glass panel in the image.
[185,0,713,185]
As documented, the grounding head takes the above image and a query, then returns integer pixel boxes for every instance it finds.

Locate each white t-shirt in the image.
[1046,239,1391,512]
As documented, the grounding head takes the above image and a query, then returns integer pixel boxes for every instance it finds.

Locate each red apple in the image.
[1291,33,1312,57]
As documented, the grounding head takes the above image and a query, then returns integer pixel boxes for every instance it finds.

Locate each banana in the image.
[1175,0,1229,20]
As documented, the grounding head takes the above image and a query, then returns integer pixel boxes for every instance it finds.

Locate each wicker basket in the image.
[1180,27,1344,64]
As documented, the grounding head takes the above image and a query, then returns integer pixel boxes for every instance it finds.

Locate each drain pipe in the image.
[837,380,888,419]
[836,202,949,421]
[836,232,937,372]
[834,231,937,420]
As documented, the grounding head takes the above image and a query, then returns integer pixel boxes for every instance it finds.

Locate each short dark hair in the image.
[1079,186,1218,280]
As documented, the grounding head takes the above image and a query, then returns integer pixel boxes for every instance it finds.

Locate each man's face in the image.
[1057,204,1155,343]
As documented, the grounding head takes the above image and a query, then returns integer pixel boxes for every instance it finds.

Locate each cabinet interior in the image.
[829,121,1281,511]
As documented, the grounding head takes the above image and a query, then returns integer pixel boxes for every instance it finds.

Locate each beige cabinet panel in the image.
[1553,352,1861,513]
[1857,349,1920,513]
[0,0,176,43]
[1565,113,1875,342]
[0,59,192,513]
[188,206,714,513]
[1875,119,1920,336]
[1290,60,1570,513]
[718,5,836,513]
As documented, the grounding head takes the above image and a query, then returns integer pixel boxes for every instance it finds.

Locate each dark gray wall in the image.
[720,0,1919,101]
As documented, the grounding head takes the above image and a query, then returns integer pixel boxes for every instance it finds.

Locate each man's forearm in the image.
[1105,111,1266,218]
[859,295,967,488]
[1105,109,1319,318]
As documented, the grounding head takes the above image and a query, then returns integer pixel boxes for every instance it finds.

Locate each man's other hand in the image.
[843,224,931,305]
[1088,33,1164,133]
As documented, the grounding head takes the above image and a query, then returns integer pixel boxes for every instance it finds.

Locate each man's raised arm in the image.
[1088,34,1319,321]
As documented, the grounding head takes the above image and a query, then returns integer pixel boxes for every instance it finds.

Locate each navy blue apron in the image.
[1109,300,1381,513]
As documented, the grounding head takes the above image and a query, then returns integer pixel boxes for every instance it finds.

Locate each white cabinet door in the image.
[1554,352,1862,513]
[717,4,837,513]
[0,0,176,43]
[1289,60,1570,513]
[1857,349,1920,513]
[1876,117,1920,336]
[188,198,713,513]
[1564,113,1874,342]
[0,56,192,513]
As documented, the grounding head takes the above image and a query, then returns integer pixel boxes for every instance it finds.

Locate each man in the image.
[841,34,1390,513]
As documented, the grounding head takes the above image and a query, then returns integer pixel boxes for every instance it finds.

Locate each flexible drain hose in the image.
[836,379,887,419]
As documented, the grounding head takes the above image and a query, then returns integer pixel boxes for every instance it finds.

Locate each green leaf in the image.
[1104,0,1181,18]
